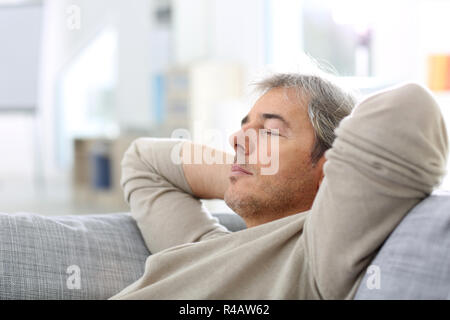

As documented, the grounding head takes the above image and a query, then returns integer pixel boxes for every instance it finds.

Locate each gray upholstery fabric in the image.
[0,212,150,300]
[3,194,450,300]
[214,213,246,232]
[0,212,245,300]
[355,192,450,299]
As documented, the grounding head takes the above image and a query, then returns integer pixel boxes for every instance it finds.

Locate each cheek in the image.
[250,144,310,178]
[276,148,313,177]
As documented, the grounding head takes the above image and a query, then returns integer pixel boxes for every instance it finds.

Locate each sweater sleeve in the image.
[120,137,230,254]
[303,83,449,299]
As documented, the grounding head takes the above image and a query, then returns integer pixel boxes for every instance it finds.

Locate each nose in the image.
[228,130,245,154]
[228,127,256,159]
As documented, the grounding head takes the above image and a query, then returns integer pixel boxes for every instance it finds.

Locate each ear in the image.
[315,155,326,191]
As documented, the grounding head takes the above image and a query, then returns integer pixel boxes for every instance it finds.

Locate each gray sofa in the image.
[1,191,450,300]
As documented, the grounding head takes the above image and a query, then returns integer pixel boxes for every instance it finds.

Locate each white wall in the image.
[0,5,42,108]
[0,116,35,181]
[115,0,153,130]
[172,0,211,65]
[371,0,422,84]
[209,0,266,86]
[0,4,42,180]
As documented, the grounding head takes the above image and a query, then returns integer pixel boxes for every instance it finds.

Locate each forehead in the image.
[248,87,310,127]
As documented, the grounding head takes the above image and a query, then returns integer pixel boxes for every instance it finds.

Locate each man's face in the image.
[224,87,325,227]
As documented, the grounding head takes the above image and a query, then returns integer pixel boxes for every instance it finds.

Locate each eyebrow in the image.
[241,113,291,128]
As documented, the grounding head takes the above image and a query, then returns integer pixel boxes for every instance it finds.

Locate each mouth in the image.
[230,164,253,176]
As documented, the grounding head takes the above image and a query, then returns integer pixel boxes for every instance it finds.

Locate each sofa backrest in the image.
[355,192,450,299]
[0,211,245,300]
[0,212,149,299]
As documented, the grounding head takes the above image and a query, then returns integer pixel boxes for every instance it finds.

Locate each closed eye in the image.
[261,128,280,136]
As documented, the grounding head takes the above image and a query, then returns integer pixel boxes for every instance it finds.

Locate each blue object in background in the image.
[90,142,111,190]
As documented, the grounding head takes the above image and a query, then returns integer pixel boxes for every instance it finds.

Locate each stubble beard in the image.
[224,175,312,222]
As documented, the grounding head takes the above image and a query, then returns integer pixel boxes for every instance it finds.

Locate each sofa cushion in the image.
[355,191,450,299]
[0,212,150,300]
[0,211,245,300]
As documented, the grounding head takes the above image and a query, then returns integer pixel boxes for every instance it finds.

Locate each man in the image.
[110,75,447,299]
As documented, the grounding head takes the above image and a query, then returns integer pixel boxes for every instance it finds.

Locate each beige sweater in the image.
[109,83,448,300]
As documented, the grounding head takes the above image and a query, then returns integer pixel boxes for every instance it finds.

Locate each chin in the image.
[225,182,250,199]
[224,188,243,211]
[224,187,260,215]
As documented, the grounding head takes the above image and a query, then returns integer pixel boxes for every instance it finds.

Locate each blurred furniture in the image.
[72,136,138,212]
[153,63,243,143]
[1,191,450,299]
[155,67,191,136]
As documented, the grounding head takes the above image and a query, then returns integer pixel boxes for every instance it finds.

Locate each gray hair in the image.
[254,73,357,165]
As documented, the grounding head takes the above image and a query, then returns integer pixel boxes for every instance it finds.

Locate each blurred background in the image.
[1,0,450,215]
